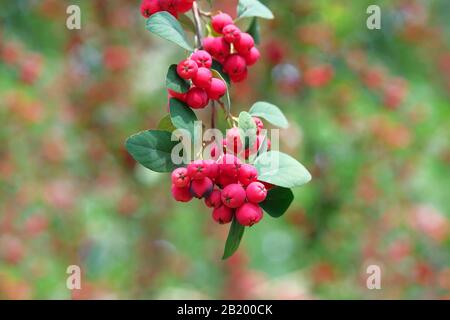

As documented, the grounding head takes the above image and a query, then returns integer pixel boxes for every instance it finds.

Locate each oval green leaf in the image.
[146,12,193,51]
[169,98,198,137]
[125,130,180,173]
[237,0,274,20]
[254,151,312,188]
[157,114,176,132]
[249,101,289,128]
[260,187,294,218]
[222,217,245,260]
[166,64,190,93]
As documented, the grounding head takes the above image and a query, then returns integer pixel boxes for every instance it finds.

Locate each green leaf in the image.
[222,217,245,260]
[249,101,289,128]
[246,18,260,45]
[178,14,196,34]
[166,64,190,93]
[260,187,294,218]
[157,114,176,132]
[211,60,231,86]
[211,69,231,115]
[125,130,180,173]
[146,12,193,51]
[169,98,198,137]
[254,151,312,188]
[237,0,274,20]
[238,111,257,149]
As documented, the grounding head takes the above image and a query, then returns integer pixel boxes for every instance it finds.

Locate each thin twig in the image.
[191,1,203,49]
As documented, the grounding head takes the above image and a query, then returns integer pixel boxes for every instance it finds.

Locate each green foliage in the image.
[246,18,260,45]
[249,102,288,128]
[169,98,198,137]
[146,12,193,51]
[222,217,245,260]
[237,0,274,20]
[260,187,294,218]
[238,111,257,149]
[166,64,190,93]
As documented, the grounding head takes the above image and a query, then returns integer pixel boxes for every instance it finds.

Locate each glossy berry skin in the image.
[221,184,246,208]
[212,37,230,63]
[158,0,179,17]
[212,205,234,224]
[230,67,248,83]
[234,33,255,54]
[168,89,187,102]
[171,185,193,202]
[216,173,238,189]
[206,78,227,100]
[211,13,233,34]
[203,159,219,181]
[218,154,241,178]
[186,87,209,109]
[190,177,214,199]
[244,47,260,66]
[187,160,208,180]
[246,182,267,203]
[192,67,213,89]
[177,59,198,79]
[236,203,263,226]
[140,0,160,18]
[226,127,243,154]
[224,54,247,78]
[205,189,222,208]
[223,24,241,44]
[191,50,213,68]
[238,164,258,187]
[171,167,190,188]
[176,0,193,13]
[202,37,216,54]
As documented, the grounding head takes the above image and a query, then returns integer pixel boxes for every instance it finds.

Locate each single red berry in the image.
[226,127,243,155]
[238,164,258,186]
[212,37,230,63]
[223,24,241,44]
[212,205,234,224]
[236,203,263,226]
[221,183,246,208]
[191,50,213,68]
[140,0,160,18]
[177,59,198,79]
[171,185,193,202]
[190,177,214,199]
[187,160,208,180]
[168,88,187,102]
[206,78,227,100]
[202,37,216,55]
[171,167,190,188]
[244,47,260,66]
[223,54,247,78]
[216,173,238,189]
[176,0,193,13]
[211,13,233,34]
[230,67,248,83]
[253,117,264,134]
[234,33,255,54]
[203,159,219,180]
[218,154,241,178]
[205,189,222,208]
[246,181,267,203]
[158,0,179,17]
[186,87,209,109]
[192,67,213,89]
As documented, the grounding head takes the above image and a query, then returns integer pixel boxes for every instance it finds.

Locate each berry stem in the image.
[192,1,204,49]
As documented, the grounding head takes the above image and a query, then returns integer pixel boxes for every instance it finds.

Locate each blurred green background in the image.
[0,0,449,299]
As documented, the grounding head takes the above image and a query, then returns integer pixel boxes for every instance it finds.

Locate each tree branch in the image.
[192,1,203,49]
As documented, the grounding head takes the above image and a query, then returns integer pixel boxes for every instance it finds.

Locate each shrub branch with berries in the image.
[127,0,311,259]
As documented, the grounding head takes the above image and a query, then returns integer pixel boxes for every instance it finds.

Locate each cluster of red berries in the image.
[140,0,193,18]
[202,13,260,83]
[171,154,268,227]
[169,50,227,109]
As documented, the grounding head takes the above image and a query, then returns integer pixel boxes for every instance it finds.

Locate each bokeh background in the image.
[1,0,449,299]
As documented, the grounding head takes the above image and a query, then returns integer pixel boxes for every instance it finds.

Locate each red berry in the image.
[202,37,216,54]
[187,160,208,180]
[140,0,160,18]
[192,67,213,89]
[203,159,219,180]
[190,177,214,199]
[238,164,258,186]
[212,37,230,63]
[226,127,243,154]
[234,33,255,54]
[244,47,260,66]
[171,185,193,202]
[224,54,247,78]
[171,167,190,188]
[216,174,238,189]
[230,67,248,83]
[211,13,233,34]
[218,154,241,177]
[168,88,187,102]
[221,183,246,208]
[206,78,227,100]
[186,87,209,109]
[177,59,198,79]
[246,182,267,203]
[253,117,264,134]
[223,24,241,44]
[176,0,193,13]
[158,0,179,17]
[205,189,222,208]
[212,205,234,224]
[236,203,263,226]
[191,50,212,68]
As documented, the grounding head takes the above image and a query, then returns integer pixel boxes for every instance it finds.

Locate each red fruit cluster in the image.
[202,13,260,83]
[210,117,271,161]
[140,0,193,19]
[171,155,268,227]
[169,50,227,109]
